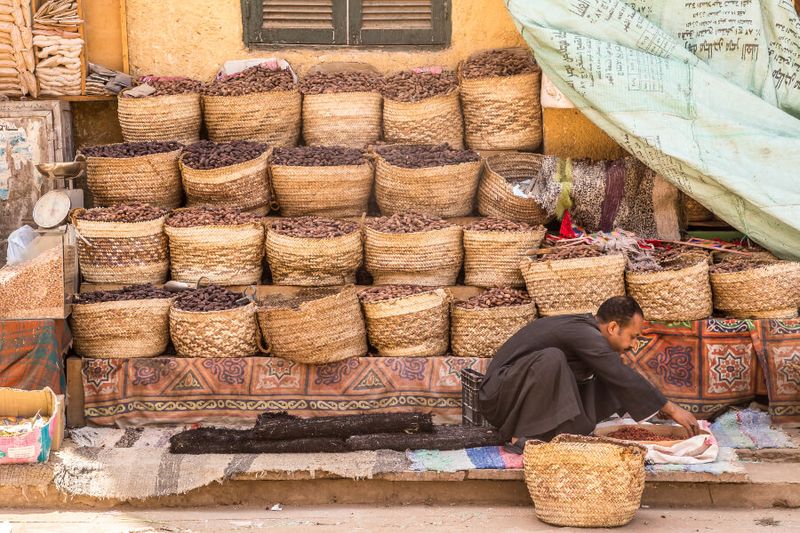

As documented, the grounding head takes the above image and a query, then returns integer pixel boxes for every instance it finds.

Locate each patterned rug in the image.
[0,319,70,393]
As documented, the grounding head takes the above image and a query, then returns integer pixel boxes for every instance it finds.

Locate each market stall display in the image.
[463,218,546,288]
[117,77,204,144]
[0,0,36,97]
[33,0,82,96]
[710,258,800,318]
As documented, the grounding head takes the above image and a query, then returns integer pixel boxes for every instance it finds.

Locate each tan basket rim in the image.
[179,148,270,175]
[201,87,299,101]
[303,89,382,97]
[374,152,481,172]
[381,86,460,103]
[360,287,448,307]
[364,223,460,237]
[626,256,709,282]
[259,287,354,313]
[458,48,541,80]
[710,261,800,280]
[72,297,174,311]
[81,147,183,162]
[72,212,168,229]
[522,252,625,269]
[484,151,547,171]
[118,92,201,102]
[170,300,256,316]
[269,159,371,171]
[463,226,546,235]
[452,301,534,313]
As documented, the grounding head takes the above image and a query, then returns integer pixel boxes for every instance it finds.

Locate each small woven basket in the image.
[626,254,712,321]
[710,261,800,318]
[382,90,464,148]
[364,225,463,286]
[84,148,183,209]
[463,226,546,288]
[362,288,450,357]
[521,252,626,316]
[117,93,201,144]
[70,297,173,358]
[451,302,536,357]
[478,153,552,225]
[684,196,714,222]
[257,287,367,364]
[170,301,258,358]
[523,435,646,528]
[202,89,301,147]
[180,150,271,215]
[303,91,382,148]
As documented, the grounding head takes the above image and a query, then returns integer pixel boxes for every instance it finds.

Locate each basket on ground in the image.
[478,153,552,225]
[270,160,373,217]
[383,90,464,148]
[170,301,258,358]
[626,254,712,321]
[451,302,536,357]
[117,93,201,144]
[710,261,800,318]
[463,225,546,288]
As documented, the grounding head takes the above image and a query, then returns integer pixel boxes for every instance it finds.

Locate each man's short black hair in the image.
[596,296,644,326]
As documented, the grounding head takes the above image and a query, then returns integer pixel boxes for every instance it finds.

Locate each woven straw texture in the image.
[478,153,552,225]
[382,90,464,148]
[270,161,373,217]
[521,253,626,316]
[85,149,183,209]
[710,261,800,318]
[626,255,712,322]
[523,435,646,528]
[362,289,449,357]
[117,93,201,144]
[165,221,265,285]
[170,301,258,358]
[451,303,536,357]
[73,213,169,285]
[463,227,546,288]
[70,298,173,358]
[374,156,482,217]
[257,287,367,364]
[302,91,382,148]
[364,225,463,286]
[180,150,271,215]
[684,196,714,222]
[203,90,301,147]
[265,227,363,286]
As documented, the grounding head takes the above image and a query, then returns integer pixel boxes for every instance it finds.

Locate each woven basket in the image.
[265,225,363,286]
[180,150,271,215]
[521,253,626,316]
[270,160,373,217]
[302,91,382,148]
[203,89,301,147]
[70,297,173,358]
[165,219,265,285]
[374,155,482,217]
[684,196,714,222]
[364,225,463,286]
[710,261,800,318]
[362,288,449,357]
[117,93,201,144]
[170,301,258,358]
[257,287,367,364]
[84,148,183,209]
[73,212,169,285]
[478,153,552,225]
[451,302,536,357]
[463,227,546,288]
[626,254,712,321]
[383,90,464,148]
[523,435,646,528]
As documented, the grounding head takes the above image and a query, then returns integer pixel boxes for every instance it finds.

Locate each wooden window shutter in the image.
[349,0,450,46]
[244,0,348,45]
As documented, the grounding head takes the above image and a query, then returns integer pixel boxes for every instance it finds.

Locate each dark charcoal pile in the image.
[461,49,537,79]
[271,146,366,167]
[300,71,384,95]
[173,285,249,312]
[533,246,604,262]
[712,258,776,273]
[203,65,296,96]
[77,203,168,223]
[454,288,531,309]
[181,140,269,170]
[73,284,173,305]
[165,206,262,227]
[80,141,182,158]
[606,426,666,442]
[358,285,435,303]
[382,70,458,102]
[125,77,205,96]
[270,217,359,239]
[376,144,479,168]
[465,218,534,232]
[366,212,454,234]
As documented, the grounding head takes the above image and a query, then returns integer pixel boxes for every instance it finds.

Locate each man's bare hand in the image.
[660,401,700,436]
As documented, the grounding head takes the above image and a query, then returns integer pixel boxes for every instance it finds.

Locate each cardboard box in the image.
[0,387,64,464]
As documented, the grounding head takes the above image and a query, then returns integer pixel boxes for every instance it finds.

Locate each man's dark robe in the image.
[478,314,667,441]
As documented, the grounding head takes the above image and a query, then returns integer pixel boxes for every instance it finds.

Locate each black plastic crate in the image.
[460,368,492,427]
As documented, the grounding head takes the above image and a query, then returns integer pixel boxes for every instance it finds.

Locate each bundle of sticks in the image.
[0,0,36,97]
[33,0,82,96]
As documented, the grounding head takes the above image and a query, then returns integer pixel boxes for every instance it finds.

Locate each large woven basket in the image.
[364,225,463,286]
[463,227,546,288]
[265,225,363,286]
[383,90,464,148]
[362,288,449,357]
[165,219,265,285]
[70,297,173,358]
[170,301,258,358]
[478,153,552,225]
[257,287,367,364]
[180,150,271,215]
[203,90,301,147]
[84,148,183,209]
[117,93,201,144]
[523,435,646,528]
[374,155,482,217]
[684,196,714,222]
[451,302,536,357]
[302,91,382,148]
[270,160,373,217]
[710,261,800,318]
[521,253,626,316]
[626,254,712,321]
[73,212,169,285]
